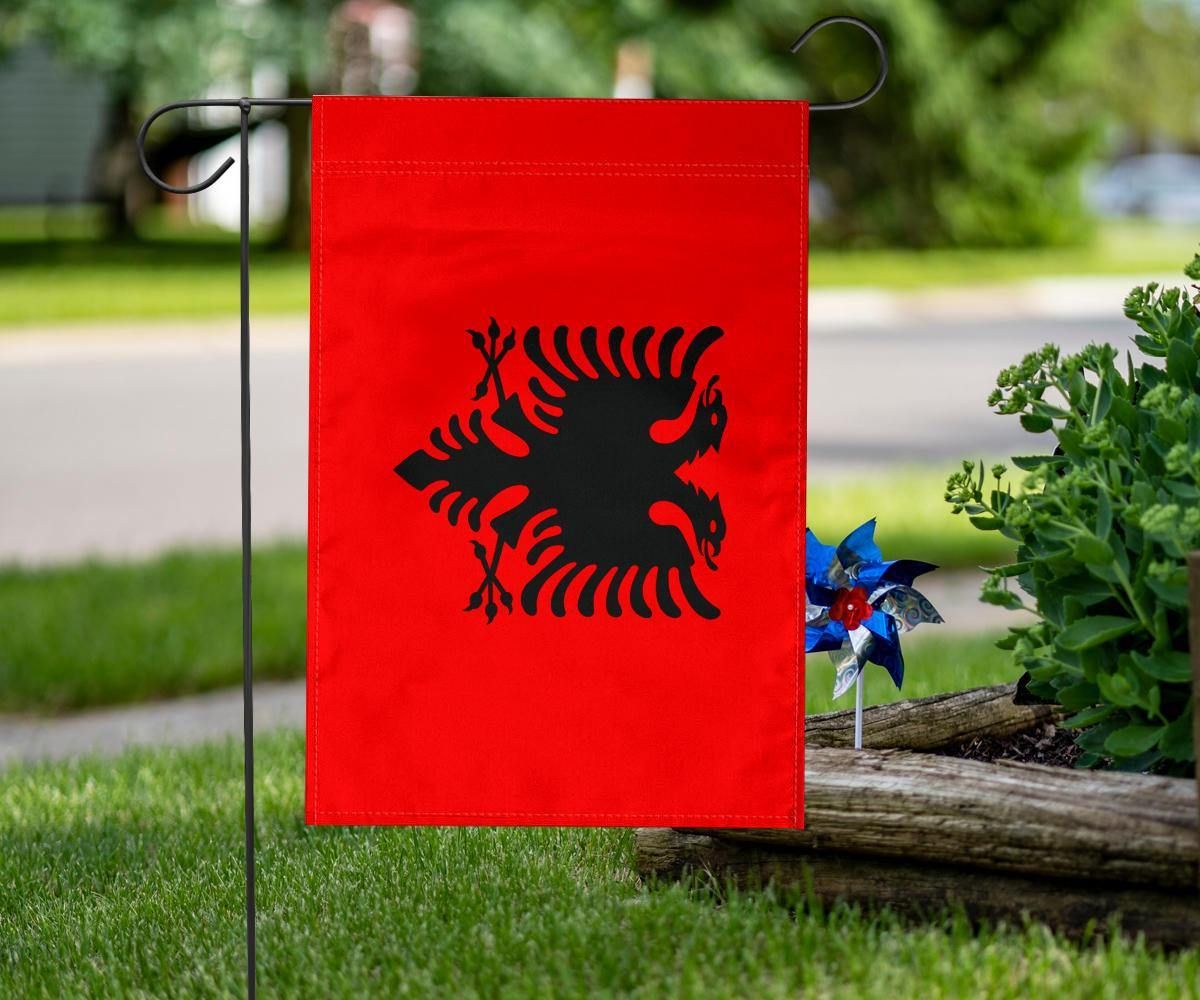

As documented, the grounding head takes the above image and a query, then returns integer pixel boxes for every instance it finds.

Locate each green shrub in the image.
[946,251,1200,774]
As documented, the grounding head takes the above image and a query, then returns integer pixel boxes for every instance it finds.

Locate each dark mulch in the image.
[944,722,1082,769]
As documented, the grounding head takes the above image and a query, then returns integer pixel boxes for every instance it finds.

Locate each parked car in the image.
[1087,153,1200,223]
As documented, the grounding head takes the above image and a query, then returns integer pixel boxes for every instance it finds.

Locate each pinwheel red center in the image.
[829,585,871,631]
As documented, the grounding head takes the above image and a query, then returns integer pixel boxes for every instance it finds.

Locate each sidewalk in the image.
[808,273,1162,332]
[0,682,305,768]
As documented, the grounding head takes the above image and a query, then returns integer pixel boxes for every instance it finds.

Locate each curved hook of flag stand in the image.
[137,99,237,194]
[134,19,887,999]
[135,16,888,192]
[791,15,888,112]
[137,97,313,194]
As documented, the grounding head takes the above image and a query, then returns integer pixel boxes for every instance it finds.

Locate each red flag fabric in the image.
[307,96,808,827]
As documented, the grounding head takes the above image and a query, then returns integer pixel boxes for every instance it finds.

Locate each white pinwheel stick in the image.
[854,669,864,750]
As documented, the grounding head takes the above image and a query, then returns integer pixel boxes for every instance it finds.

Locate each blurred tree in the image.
[1097,0,1200,154]
[4,0,1154,248]
[413,0,1134,247]
[256,0,332,250]
[4,0,330,241]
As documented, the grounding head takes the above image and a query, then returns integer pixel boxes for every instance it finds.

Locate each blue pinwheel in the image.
[805,519,943,700]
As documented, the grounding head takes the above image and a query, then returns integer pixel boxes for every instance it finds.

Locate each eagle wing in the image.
[512,324,723,619]
[518,509,718,620]
[522,323,721,443]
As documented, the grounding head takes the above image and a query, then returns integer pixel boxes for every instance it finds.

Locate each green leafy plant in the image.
[946,251,1200,773]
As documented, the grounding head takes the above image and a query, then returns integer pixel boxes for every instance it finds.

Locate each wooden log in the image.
[636,828,1200,948]
[679,748,1198,889]
[805,683,1059,750]
[639,684,1199,942]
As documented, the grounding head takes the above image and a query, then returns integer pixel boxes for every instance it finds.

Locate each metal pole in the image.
[135,94,307,1000]
[238,98,257,1000]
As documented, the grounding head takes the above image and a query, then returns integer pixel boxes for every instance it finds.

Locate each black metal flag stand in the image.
[134,17,886,998]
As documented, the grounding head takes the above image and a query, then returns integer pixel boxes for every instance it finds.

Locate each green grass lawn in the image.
[0,238,308,327]
[0,543,308,713]
[0,520,1014,712]
[810,468,1013,570]
[806,631,1018,715]
[809,222,1197,290]
[0,214,1193,327]
[0,469,1012,714]
[2,730,1195,998]
[0,525,1016,714]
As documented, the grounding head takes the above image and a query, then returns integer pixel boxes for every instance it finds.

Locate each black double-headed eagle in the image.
[396,320,727,622]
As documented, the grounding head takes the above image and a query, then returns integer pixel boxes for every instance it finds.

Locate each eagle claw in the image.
[469,318,515,405]
[466,538,511,623]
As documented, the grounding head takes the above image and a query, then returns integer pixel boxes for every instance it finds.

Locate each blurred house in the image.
[0,43,109,208]
[330,0,418,96]
[613,41,653,99]
[188,67,292,232]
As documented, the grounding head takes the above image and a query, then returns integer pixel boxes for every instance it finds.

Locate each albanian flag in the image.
[306,96,808,827]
